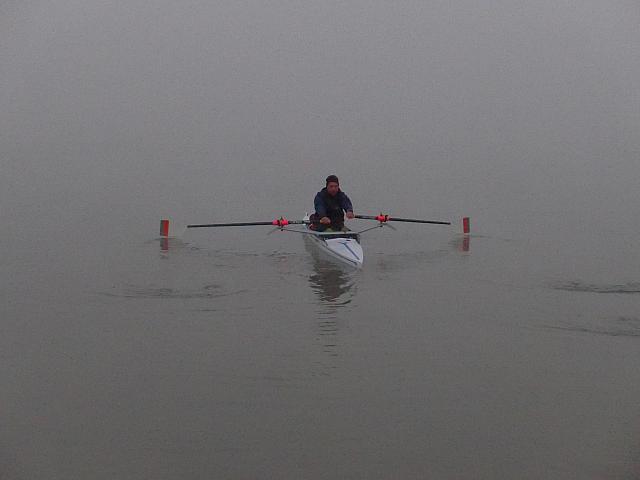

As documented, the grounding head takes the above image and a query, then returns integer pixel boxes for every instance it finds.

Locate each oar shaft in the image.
[389,217,451,225]
[188,222,273,228]
[187,219,308,229]
[355,214,450,225]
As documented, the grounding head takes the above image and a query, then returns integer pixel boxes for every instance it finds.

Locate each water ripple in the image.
[545,317,640,338]
[552,281,640,294]
[96,283,247,300]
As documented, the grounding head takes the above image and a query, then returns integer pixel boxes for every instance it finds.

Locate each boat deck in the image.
[306,227,361,242]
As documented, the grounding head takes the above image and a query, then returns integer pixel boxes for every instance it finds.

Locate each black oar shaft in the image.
[188,222,273,228]
[355,214,450,225]
[187,220,308,229]
[390,217,450,225]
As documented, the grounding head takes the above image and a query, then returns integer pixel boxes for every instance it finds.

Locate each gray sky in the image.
[3,6,640,478]
[2,1,639,228]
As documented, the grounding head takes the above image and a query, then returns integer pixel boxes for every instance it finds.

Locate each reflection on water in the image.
[308,263,355,304]
[305,239,357,306]
[155,236,194,257]
[450,234,470,253]
[305,241,358,365]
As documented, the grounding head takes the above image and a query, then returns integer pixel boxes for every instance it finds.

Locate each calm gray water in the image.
[2,2,640,479]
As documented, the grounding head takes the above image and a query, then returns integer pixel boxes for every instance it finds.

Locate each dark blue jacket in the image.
[314,188,353,220]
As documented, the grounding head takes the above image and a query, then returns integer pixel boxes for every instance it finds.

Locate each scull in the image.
[161,214,453,268]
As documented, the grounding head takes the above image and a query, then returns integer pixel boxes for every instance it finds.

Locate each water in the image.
[2,1,640,479]
[3,210,639,479]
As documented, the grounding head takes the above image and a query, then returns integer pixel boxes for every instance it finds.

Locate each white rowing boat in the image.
[302,223,364,268]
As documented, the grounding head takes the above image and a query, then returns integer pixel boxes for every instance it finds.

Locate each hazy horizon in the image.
[2,2,639,478]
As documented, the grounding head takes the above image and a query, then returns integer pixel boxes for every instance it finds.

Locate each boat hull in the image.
[305,228,363,268]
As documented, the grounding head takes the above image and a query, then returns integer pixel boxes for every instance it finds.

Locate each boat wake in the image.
[544,317,640,338]
[552,281,640,294]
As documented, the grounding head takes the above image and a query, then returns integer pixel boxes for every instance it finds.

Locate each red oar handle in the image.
[355,214,450,225]
[354,214,390,222]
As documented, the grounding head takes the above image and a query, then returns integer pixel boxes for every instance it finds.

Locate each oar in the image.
[355,214,450,225]
[159,217,309,238]
[187,218,308,229]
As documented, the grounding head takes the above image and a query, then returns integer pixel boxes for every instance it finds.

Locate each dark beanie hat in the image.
[326,175,339,185]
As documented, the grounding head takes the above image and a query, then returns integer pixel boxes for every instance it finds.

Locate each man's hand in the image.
[346,211,355,219]
[320,216,331,225]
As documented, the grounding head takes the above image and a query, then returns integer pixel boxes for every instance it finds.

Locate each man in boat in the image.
[309,175,354,231]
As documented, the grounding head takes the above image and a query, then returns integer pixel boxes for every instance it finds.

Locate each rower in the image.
[309,175,355,231]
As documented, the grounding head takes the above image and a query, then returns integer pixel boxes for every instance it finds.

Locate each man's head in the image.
[325,175,340,196]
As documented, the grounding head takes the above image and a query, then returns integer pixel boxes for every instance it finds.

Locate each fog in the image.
[3,1,638,224]
[2,2,639,478]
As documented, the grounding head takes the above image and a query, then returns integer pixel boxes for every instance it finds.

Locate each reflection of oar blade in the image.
[355,214,450,225]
